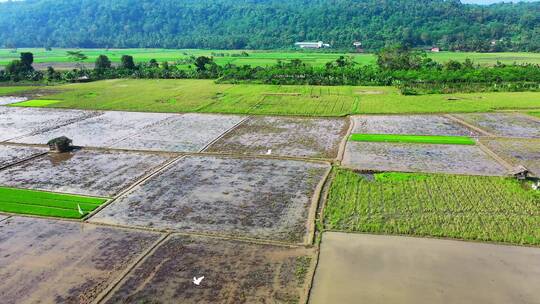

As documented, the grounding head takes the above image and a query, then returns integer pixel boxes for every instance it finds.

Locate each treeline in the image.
[2,47,539,95]
[0,0,539,51]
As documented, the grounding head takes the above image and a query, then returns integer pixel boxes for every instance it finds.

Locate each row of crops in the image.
[324,169,540,245]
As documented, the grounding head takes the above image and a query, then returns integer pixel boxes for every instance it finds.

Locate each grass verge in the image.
[324,168,540,246]
[11,99,62,107]
[0,187,108,219]
[349,133,476,145]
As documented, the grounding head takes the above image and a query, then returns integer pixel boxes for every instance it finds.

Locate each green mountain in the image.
[0,0,538,51]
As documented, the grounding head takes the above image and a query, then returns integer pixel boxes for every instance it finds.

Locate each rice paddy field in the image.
[324,169,540,245]
[349,134,475,145]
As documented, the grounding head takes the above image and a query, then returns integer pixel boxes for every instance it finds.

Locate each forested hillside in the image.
[0,0,538,51]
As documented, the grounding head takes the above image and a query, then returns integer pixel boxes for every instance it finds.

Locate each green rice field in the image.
[0,187,108,219]
[6,79,540,116]
[324,169,540,246]
[0,86,35,96]
[349,134,475,145]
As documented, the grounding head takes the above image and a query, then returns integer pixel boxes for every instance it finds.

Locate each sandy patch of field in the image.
[0,149,172,197]
[481,138,540,176]
[206,116,349,159]
[14,111,175,148]
[0,217,161,304]
[0,96,27,105]
[310,233,540,304]
[453,113,540,138]
[103,235,314,304]
[0,144,47,168]
[343,141,507,176]
[352,115,479,136]
[0,107,99,142]
[91,155,329,243]
[111,113,246,152]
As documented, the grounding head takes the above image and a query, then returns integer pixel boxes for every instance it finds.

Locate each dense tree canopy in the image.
[0,0,538,51]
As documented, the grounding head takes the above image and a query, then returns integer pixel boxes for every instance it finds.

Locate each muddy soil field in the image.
[343,141,508,176]
[91,155,329,243]
[112,113,245,152]
[0,107,99,142]
[15,111,175,148]
[206,116,349,159]
[0,96,27,105]
[0,144,47,168]
[453,113,540,138]
[103,235,314,304]
[481,138,540,176]
[352,115,479,136]
[0,149,172,197]
[0,217,161,304]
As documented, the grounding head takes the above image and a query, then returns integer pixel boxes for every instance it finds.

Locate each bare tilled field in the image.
[481,138,540,176]
[352,115,479,136]
[0,107,99,142]
[103,235,314,304]
[111,113,246,152]
[453,113,540,138]
[0,149,172,197]
[343,141,508,176]
[206,116,349,159]
[0,217,161,304]
[91,155,329,243]
[14,111,175,148]
[0,144,47,168]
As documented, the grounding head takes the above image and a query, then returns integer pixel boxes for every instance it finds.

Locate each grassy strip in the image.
[349,133,476,145]
[11,99,62,107]
[529,112,540,118]
[0,187,107,219]
[325,168,540,246]
[0,86,35,96]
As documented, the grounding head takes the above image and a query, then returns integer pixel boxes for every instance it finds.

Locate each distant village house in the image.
[295,41,331,49]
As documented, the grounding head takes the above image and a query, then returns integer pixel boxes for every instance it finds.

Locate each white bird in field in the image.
[266,149,272,155]
[193,276,204,286]
[77,204,84,215]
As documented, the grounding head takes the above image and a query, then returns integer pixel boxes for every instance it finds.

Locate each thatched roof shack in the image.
[47,136,73,153]
[510,165,529,180]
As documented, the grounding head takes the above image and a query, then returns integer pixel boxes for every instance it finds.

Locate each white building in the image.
[295,41,331,49]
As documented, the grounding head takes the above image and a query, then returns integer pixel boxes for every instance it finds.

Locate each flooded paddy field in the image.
[13,111,175,148]
[91,155,329,243]
[351,115,479,136]
[481,138,540,176]
[0,149,172,197]
[0,217,161,304]
[0,96,28,106]
[0,107,99,142]
[206,116,349,159]
[103,235,314,304]
[0,144,47,168]
[310,233,540,304]
[343,141,508,176]
[453,113,540,138]
[111,113,246,152]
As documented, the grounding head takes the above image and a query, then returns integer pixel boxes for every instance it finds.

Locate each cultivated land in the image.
[206,116,349,158]
[481,138,540,176]
[0,149,172,197]
[0,217,161,304]
[0,187,107,219]
[5,80,540,116]
[310,233,540,304]
[343,141,508,176]
[0,96,27,105]
[0,144,46,168]
[349,134,475,145]
[453,113,540,138]
[325,170,540,245]
[91,155,329,244]
[103,235,315,304]
[2,49,540,68]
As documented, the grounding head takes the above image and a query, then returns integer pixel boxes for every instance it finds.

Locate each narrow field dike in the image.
[324,168,540,246]
[0,187,107,219]
[349,134,476,145]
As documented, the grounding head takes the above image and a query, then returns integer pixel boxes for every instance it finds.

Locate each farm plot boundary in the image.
[349,134,476,145]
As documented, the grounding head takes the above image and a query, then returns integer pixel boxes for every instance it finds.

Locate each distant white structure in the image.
[295,41,330,49]
[353,41,362,47]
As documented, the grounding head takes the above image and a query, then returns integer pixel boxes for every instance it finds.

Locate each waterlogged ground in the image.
[0,96,27,106]
[91,155,329,243]
[454,113,540,138]
[351,115,479,136]
[0,107,99,142]
[0,144,47,168]
[207,116,349,159]
[481,138,540,176]
[0,149,172,197]
[343,141,508,176]
[0,217,160,304]
[103,235,314,304]
[112,113,245,152]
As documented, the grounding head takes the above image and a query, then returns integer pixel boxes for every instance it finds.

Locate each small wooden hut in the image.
[510,165,529,180]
